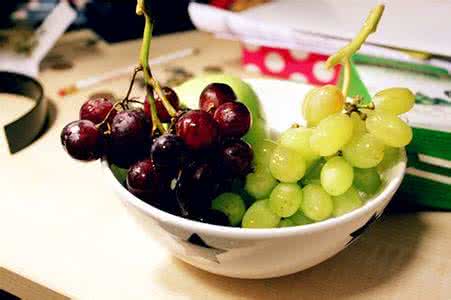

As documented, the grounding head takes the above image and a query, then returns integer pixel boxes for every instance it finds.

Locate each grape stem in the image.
[325,4,384,98]
[137,1,176,133]
[150,74,177,117]
[95,101,123,130]
[342,59,351,98]
[137,8,165,133]
[123,66,143,103]
[146,85,165,133]
[127,99,145,105]
[95,66,143,130]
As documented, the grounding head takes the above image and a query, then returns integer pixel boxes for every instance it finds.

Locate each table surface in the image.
[1,30,451,300]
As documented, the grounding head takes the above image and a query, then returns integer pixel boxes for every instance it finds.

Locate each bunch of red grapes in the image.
[61,83,253,226]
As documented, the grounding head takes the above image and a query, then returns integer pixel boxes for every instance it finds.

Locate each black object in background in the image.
[0,1,26,28]
[85,1,194,43]
[0,289,21,300]
[1,72,48,154]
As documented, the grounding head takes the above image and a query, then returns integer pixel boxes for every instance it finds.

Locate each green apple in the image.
[175,73,264,118]
[175,74,267,146]
[243,118,268,147]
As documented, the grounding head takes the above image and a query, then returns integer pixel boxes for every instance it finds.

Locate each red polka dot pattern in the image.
[242,44,341,85]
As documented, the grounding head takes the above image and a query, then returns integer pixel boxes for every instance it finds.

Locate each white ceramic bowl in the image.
[103,79,407,279]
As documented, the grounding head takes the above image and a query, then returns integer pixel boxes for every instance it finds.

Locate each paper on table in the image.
[241,0,451,58]
[188,2,451,70]
[0,2,76,78]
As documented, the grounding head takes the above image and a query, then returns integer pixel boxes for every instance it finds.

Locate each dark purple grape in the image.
[175,160,221,217]
[143,87,180,123]
[126,159,181,215]
[155,87,180,122]
[175,110,219,150]
[213,102,251,138]
[60,120,104,161]
[126,159,159,201]
[199,83,236,114]
[107,109,151,168]
[195,210,230,226]
[80,98,116,124]
[151,134,186,173]
[220,139,253,177]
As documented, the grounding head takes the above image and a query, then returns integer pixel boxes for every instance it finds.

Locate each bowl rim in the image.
[102,149,406,239]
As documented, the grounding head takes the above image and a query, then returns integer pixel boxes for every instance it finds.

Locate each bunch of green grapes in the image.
[231,85,413,228]
[207,4,410,229]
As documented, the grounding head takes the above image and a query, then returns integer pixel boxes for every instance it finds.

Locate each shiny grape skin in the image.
[60,120,104,161]
[175,160,221,217]
[213,102,251,138]
[175,110,219,150]
[107,109,151,168]
[199,82,237,114]
[220,139,254,177]
[126,159,160,200]
[79,97,116,124]
[151,133,186,173]
[126,159,181,213]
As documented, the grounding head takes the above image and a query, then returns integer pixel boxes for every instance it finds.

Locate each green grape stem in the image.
[136,1,175,133]
[147,85,165,133]
[342,59,351,98]
[150,76,177,117]
[326,4,384,98]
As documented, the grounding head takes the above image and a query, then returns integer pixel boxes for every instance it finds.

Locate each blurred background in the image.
[0,1,268,41]
[0,0,195,42]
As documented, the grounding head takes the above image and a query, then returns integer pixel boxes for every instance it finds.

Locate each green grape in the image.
[353,167,382,195]
[350,112,366,137]
[268,183,303,217]
[301,184,333,221]
[310,113,353,156]
[243,117,268,147]
[278,127,320,166]
[278,219,295,227]
[245,165,278,199]
[342,133,385,168]
[372,87,415,115]
[377,146,400,172]
[253,139,278,166]
[242,200,281,228]
[332,186,363,217]
[290,210,314,225]
[269,145,306,183]
[301,159,325,186]
[212,193,246,226]
[303,85,345,126]
[324,155,336,161]
[320,156,354,196]
[366,112,413,147]
[110,164,128,184]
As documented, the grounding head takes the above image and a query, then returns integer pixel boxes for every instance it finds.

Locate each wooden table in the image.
[1,30,450,300]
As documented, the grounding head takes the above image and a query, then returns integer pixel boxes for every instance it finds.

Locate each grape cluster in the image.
[60,83,254,226]
[60,83,414,228]
[60,2,409,229]
[241,85,414,228]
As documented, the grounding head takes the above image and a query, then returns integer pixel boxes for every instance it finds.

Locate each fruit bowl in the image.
[103,78,407,279]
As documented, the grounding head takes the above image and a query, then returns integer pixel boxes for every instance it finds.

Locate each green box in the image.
[346,59,451,210]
